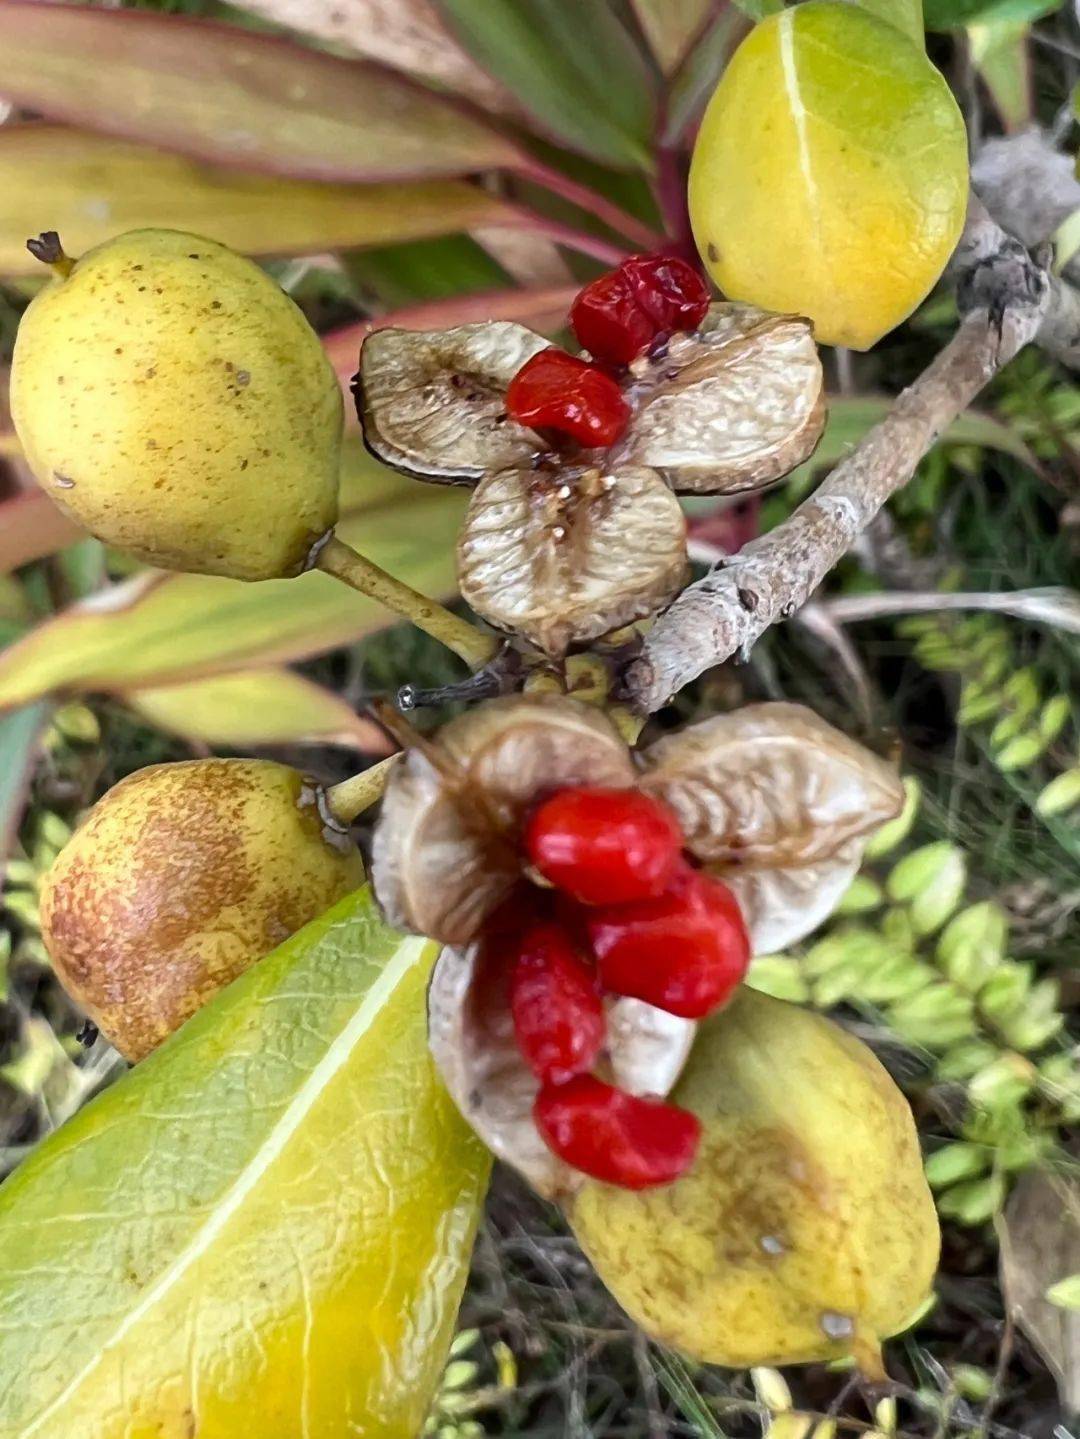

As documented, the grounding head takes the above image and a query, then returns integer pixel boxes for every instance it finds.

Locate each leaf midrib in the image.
[20,932,429,1438]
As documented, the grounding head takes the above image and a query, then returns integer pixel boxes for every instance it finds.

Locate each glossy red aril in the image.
[623,254,710,333]
[570,269,656,367]
[586,864,750,1019]
[509,921,605,1085]
[571,255,710,366]
[506,347,629,447]
[534,1074,701,1189]
[525,786,683,906]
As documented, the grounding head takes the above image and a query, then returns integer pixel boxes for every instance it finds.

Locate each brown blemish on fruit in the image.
[41,760,362,1061]
[707,243,720,263]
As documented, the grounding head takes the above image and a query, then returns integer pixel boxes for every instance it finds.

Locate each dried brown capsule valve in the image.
[357,306,826,657]
[370,696,902,1194]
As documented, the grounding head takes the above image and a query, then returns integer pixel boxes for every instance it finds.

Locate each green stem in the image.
[315,534,497,671]
[324,755,400,825]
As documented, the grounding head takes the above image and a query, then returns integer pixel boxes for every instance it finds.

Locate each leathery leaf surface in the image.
[0,886,491,1439]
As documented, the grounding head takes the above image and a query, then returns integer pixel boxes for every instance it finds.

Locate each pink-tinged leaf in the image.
[0,4,520,182]
[226,0,515,114]
[631,0,718,74]
[322,284,577,388]
[471,229,575,288]
[0,489,84,573]
[124,667,394,753]
[0,480,468,708]
[0,128,531,278]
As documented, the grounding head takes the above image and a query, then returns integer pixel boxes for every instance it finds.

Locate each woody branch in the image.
[624,183,1080,715]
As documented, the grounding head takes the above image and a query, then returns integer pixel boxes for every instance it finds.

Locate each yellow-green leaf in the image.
[126,668,393,752]
[0,472,468,708]
[0,887,491,1437]
[1036,767,1080,818]
[0,128,524,278]
[0,5,518,181]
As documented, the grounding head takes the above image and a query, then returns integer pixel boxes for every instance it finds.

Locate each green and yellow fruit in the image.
[688,3,968,349]
[11,228,343,579]
[40,759,364,1060]
[570,987,939,1372]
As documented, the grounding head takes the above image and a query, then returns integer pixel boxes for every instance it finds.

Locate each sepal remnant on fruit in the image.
[371,695,903,1193]
[355,298,825,656]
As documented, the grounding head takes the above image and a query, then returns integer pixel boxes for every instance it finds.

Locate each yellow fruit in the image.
[570,987,939,1372]
[11,228,343,579]
[41,758,364,1060]
[688,3,968,349]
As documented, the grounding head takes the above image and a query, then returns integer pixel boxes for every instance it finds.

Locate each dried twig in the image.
[625,197,1078,712]
[819,586,1080,636]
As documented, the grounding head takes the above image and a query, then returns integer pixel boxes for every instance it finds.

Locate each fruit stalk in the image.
[315,534,498,670]
[324,754,399,825]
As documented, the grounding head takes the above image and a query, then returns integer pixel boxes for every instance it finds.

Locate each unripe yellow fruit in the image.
[40,759,364,1060]
[570,988,939,1373]
[689,3,968,349]
[11,229,343,579]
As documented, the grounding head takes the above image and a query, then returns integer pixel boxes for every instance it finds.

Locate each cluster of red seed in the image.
[505,254,710,450]
[499,786,749,1190]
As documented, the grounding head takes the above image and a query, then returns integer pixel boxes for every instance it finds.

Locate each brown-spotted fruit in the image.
[570,986,939,1373]
[11,228,343,579]
[40,759,364,1060]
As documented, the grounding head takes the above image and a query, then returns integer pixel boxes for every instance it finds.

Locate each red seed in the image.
[509,921,605,1085]
[570,255,711,367]
[534,1074,701,1189]
[525,786,683,906]
[586,863,750,1019]
[622,254,710,333]
[570,268,656,367]
[506,347,630,448]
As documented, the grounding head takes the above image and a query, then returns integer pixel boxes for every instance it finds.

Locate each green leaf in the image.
[923,0,1035,25]
[1046,1274,1080,1310]
[732,0,785,16]
[126,668,394,753]
[1035,767,1080,818]
[0,5,519,182]
[834,874,884,914]
[0,128,527,279]
[863,775,921,859]
[994,729,1048,771]
[746,954,812,1003]
[0,459,468,707]
[936,1172,1005,1224]
[784,398,1040,502]
[968,13,1034,132]
[0,887,491,1436]
[0,702,48,858]
[924,1142,989,1188]
[435,0,657,170]
[889,981,977,1046]
[887,842,967,934]
[937,901,1008,990]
